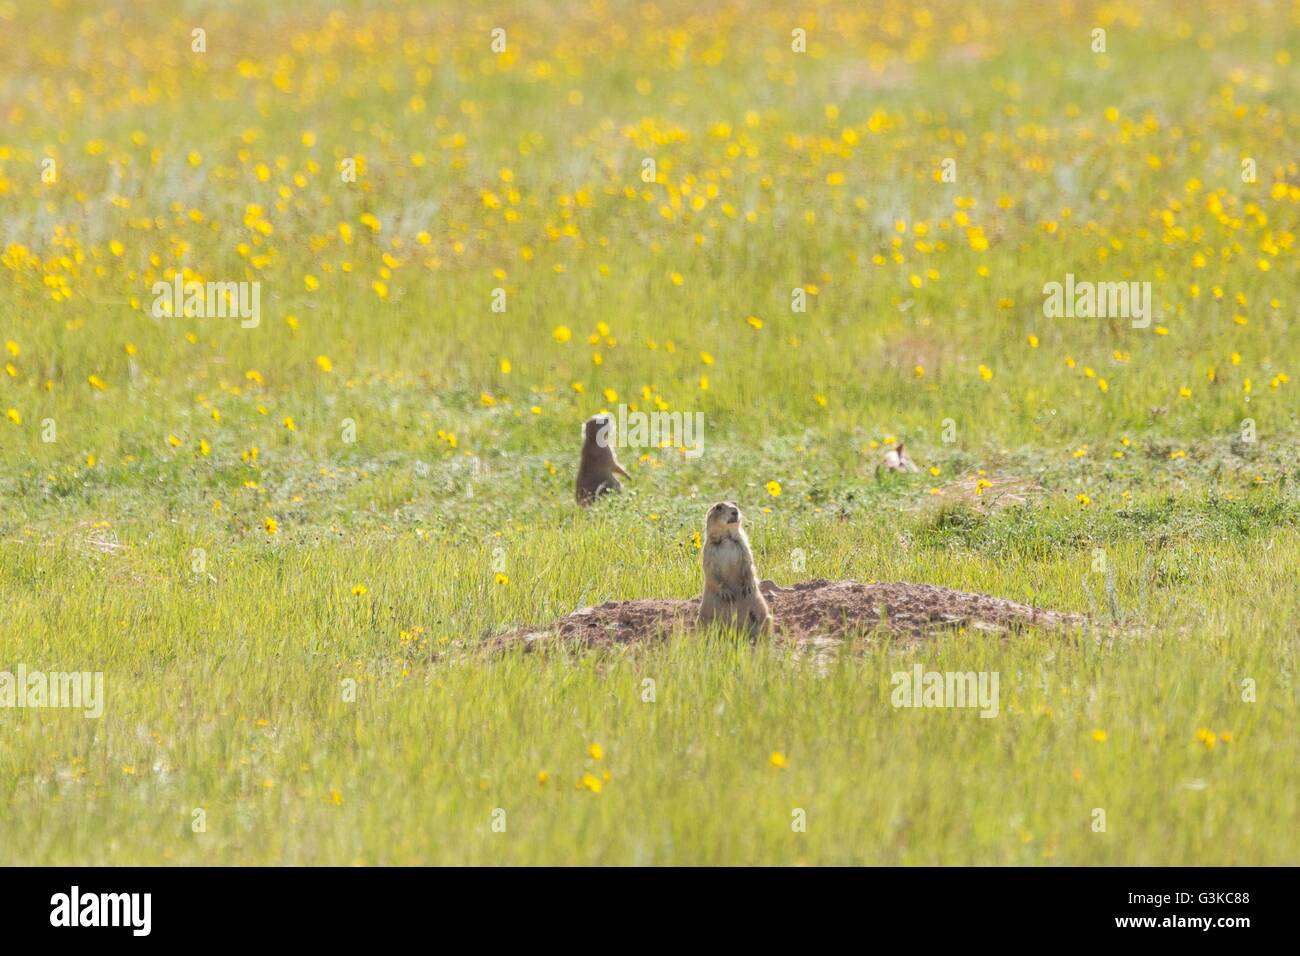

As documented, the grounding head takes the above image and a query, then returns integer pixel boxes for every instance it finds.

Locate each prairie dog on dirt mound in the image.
[877,441,919,476]
[698,501,772,636]
[575,413,630,505]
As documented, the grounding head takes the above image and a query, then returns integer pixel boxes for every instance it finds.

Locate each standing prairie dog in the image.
[575,413,630,505]
[877,441,919,476]
[698,502,772,637]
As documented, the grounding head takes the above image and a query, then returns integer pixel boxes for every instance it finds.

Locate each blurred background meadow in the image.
[0,0,1297,864]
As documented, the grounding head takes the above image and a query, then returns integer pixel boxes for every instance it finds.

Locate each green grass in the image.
[1,0,1298,864]
[3,494,1297,864]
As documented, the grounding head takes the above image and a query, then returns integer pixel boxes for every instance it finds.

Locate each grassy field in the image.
[1,0,1298,864]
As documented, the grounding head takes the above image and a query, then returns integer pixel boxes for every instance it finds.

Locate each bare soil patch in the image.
[925,474,1041,510]
[489,579,1085,653]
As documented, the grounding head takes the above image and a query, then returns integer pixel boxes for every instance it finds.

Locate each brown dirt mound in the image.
[490,579,1085,653]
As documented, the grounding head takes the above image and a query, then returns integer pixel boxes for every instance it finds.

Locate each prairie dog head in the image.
[705,501,743,540]
[882,441,917,473]
[581,414,615,456]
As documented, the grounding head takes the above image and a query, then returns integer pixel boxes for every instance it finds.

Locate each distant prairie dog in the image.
[877,441,919,476]
[698,502,772,637]
[575,413,630,505]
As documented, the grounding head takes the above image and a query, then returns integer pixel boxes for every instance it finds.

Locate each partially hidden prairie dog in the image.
[575,413,630,506]
[877,441,919,476]
[698,501,772,637]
